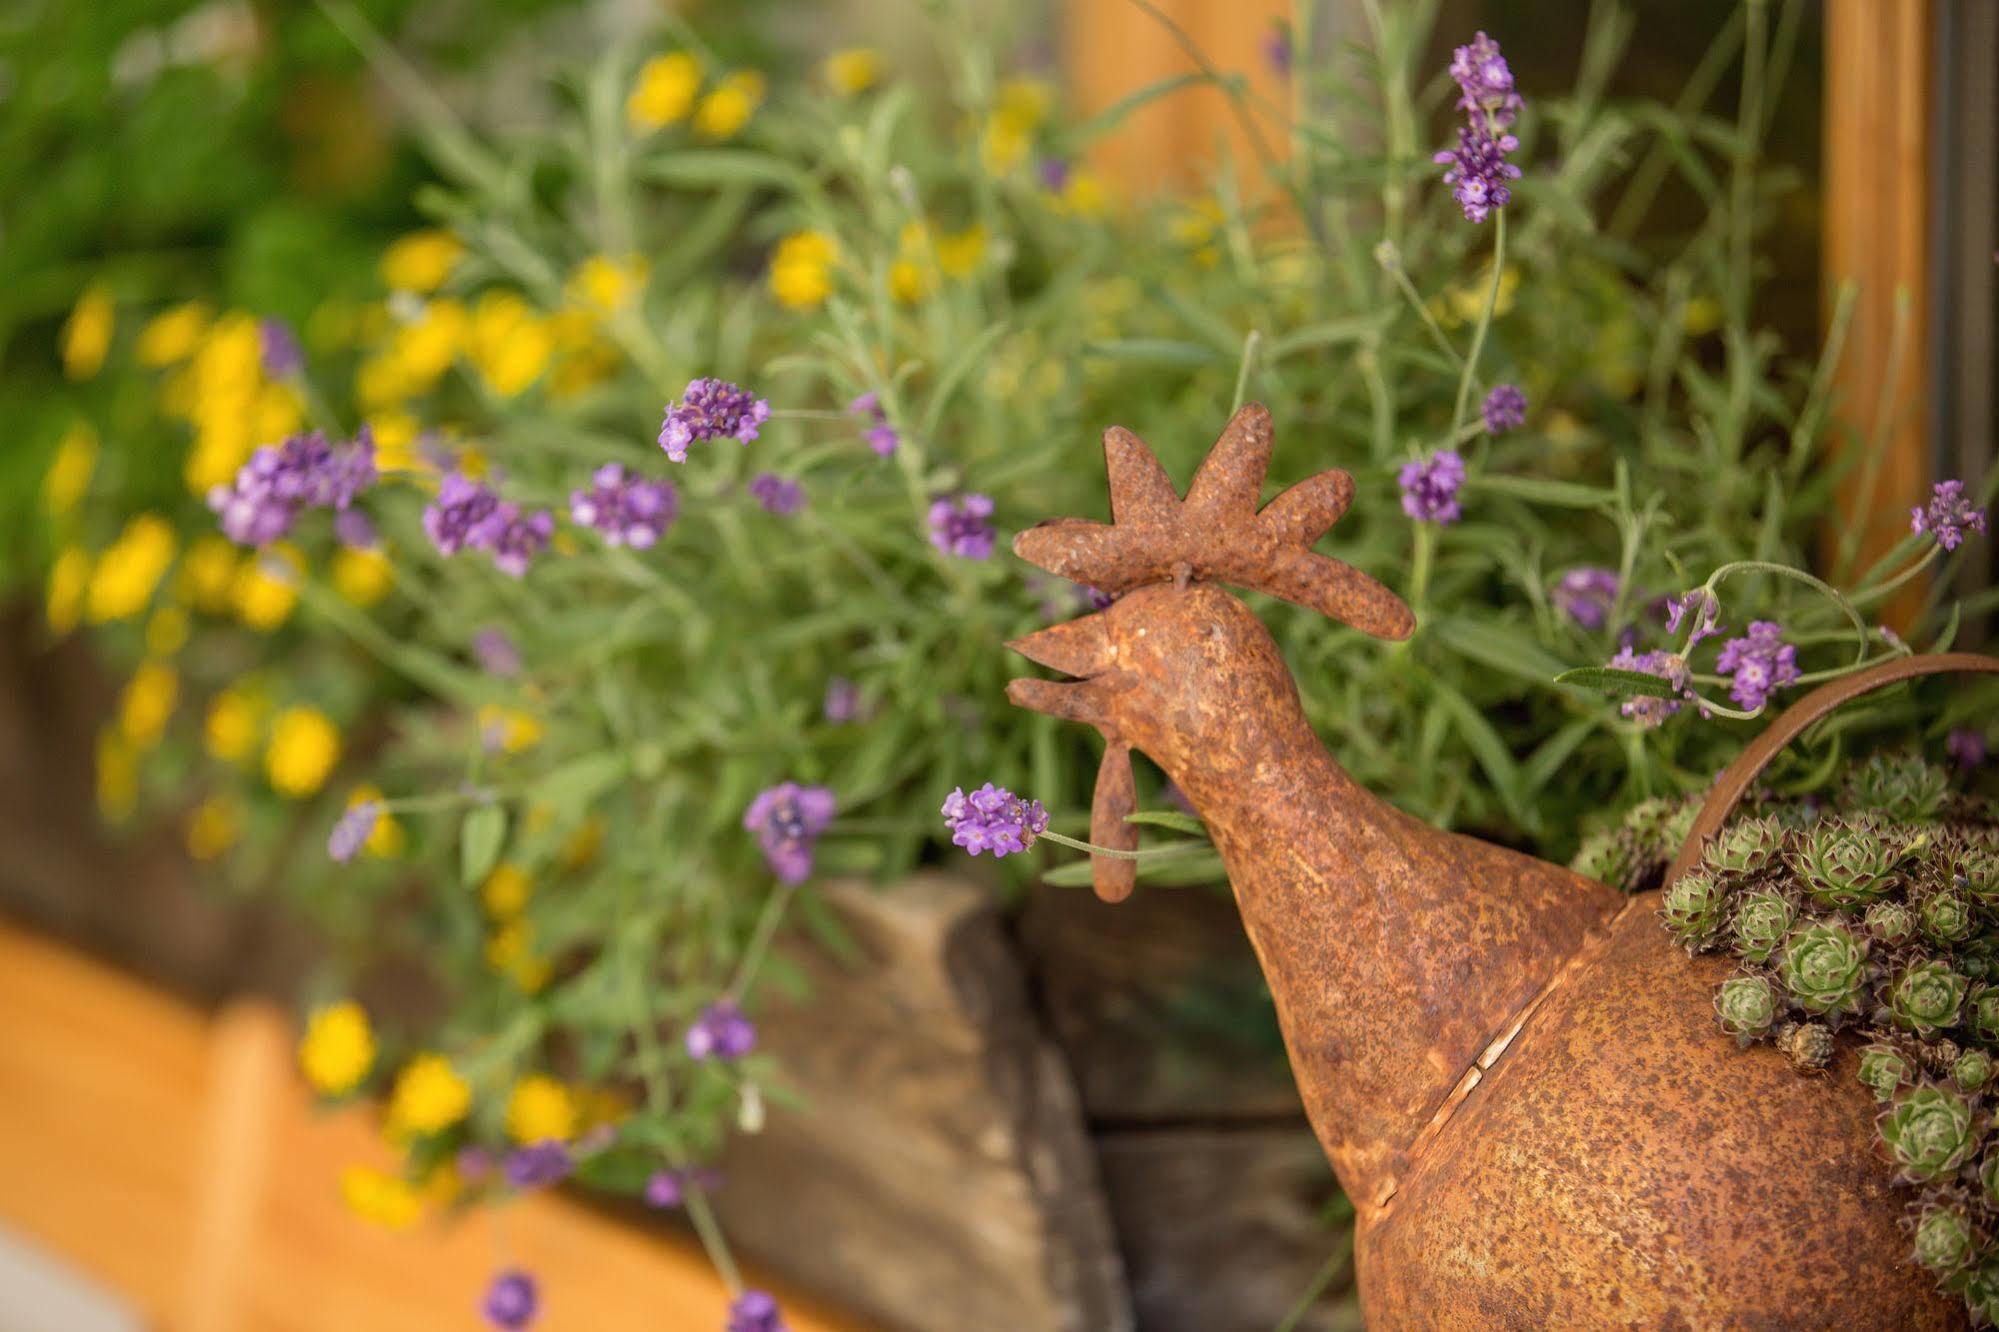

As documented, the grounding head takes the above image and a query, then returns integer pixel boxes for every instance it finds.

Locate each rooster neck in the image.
[1166,729,1623,1209]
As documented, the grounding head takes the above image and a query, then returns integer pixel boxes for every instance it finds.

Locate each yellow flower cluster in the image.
[979,78,1051,175]
[380,229,463,294]
[265,705,340,797]
[85,514,176,623]
[340,1165,423,1230]
[61,283,114,381]
[386,1053,471,1137]
[345,784,405,859]
[478,704,543,754]
[821,48,880,98]
[158,311,302,497]
[769,231,839,310]
[481,862,549,992]
[185,796,241,861]
[42,423,98,519]
[300,1001,377,1095]
[117,660,179,749]
[888,222,988,305]
[627,53,764,139]
[505,1073,577,1144]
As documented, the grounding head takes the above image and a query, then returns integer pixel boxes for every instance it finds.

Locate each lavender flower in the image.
[334,508,377,549]
[482,1269,538,1330]
[1667,589,1724,648]
[1435,122,1521,224]
[476,504,554,578]
[726,1291,789,1332]
[685,1000,757,1061]
[748,472,806,516]
[503,1140,573,1191]
[1448,31,1522,129]
[743,782,836,884]
[1912,480,1989,551]
[658,378,770,462]
[1397,450,1466,524]
[1947,729,1988,769]
[941,783,1050,858]
[1037,157,1071,192]
[1713,621,1800,711]
[644,1166,720,1208]
[208,430,377,546]
[1261,21,1293,76]
[424,473,501,557]
[259,317,303,379]
[1552,567,1620,631]
[823,677,861,723]
[569,463,678,548]
[473,627,522,678]
[847,392,900,457]
[928,494,997,558]
[1607,646,1691,727]
[328,801,380,863]
[1481,384,1527,434]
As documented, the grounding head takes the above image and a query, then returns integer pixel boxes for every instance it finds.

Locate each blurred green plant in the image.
[32,0,1997,1322]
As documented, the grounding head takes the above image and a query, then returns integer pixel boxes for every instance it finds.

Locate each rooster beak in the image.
[1008,613,1114,678]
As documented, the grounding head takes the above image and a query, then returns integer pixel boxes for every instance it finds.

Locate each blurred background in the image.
[1,1,1993,1330]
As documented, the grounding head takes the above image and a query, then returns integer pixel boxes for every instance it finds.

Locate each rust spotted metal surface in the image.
[1007,406,1973,1328]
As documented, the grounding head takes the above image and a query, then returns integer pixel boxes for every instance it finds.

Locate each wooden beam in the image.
[1823,0,1933,618]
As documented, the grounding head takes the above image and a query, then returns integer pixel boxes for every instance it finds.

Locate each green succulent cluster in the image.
[1648,749,1999,1317]
[1569,796,1702,895]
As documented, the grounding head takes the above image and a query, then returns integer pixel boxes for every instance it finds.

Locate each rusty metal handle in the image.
[1664,652,1999,885]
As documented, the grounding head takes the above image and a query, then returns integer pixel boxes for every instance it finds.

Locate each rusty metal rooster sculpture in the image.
[1006,404,1969,1327]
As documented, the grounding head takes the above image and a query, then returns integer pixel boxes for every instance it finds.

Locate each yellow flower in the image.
[300,1001,376,1095]
[232,550,300,631]
[178,535,239,614]
[137,302,211,366]
[979,78,1051,174]
[369,411,422,472]
[477,705,543,754]
[1052,169,1112,219]
[889,259,930,305]
[96,727,138,821]
[339,1165,422,1231]
[485,920,552,994]
[185,795,241,861]
[45,546,89,635]
[936,225,987,279]
[85,514,176,623]
[265,705,339,797]
[557,816,606,872]
[346,784,405,859]
[355,353,416,412]
[331,546,394,607]
[467,291,552,397]
[628,51,702,131]
[255,382,303,442]
[61,282,114,380]
[768,231,839,310]
[205,685,266,763]
[389,299,468,393]
[577,1086,633,1131]
[481,862,533,919]
[505,1073,577,1144]
[386,1053,471,1137]
[694,70,764,138]
[42,422,98,518]
[822,48,880,97]
[1431,265,1519,328]
[118,660,179,748]
[381,230,463,294]
[567,254,649,316]
[1170,197,1225,251]
[995,78,1051,130]
[144,606,190,656]
[1545,410,1584,444]
[190,312,264,399]
[1682,295,1723,336]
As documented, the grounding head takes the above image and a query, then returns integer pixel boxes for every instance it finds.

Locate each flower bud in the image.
[1778,1021,1833,1070]
[1888,960,1969,1038]
[1732,891,1794,963]
[1714,975,1777,1041]
[1856,1043,1911,1101]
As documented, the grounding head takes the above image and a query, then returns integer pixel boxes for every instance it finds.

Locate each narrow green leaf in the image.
[1123,810,1207,835]
[1554,666,1678,699]
[461,805,508,887]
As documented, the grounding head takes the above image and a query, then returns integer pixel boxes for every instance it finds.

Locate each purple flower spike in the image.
[328,801,380,863]
[685,1000,757,1061]
[570,463,678,548]
[1666,589,1724,648]
[726,1290,789,1332]
[1607,646,1692,728]
[1397,450,1466,525]
[482,1269,538,1330]
[1947,728,1988,770]
[743,782,837,884]
[928,494,996,558]
[1261,22,1293,76]
[1714,621,1800,712]
[1037,156,1071,192]
[658,378,770,462]
[1435,123,1521,223]
[1448,32,1521,129]
[847,392,900,457]
[424,472,501,557]
[503,1140,574,1191]
[1481,384,1527,434]
[823,677,861,723]
[208,429,377,546]
[644,1169,687,1208]
[334,508,378,549]
[1912,480,1989,551]
[474,627,522,678]
[1552,567,1620,631]
[477,504,554,577]
[941,783,1049,858]
[748,472,806,516]
[259,317,303,379]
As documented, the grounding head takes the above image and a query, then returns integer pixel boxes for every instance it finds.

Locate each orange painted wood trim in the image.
[1823,0,1933,620]
[0,922,864,1332]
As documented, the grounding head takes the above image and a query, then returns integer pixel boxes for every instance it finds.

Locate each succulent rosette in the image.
[1975,991,1999,1047]
[1704,816,1785,879]
[1714,975,1777,1041]
[1777,920,1869,1019]
[1914,1203,1979,1275]
[1793,821,1898,910]
[1862,901,1916,946]
[1661,868,1729,950]
[1958,1049,1997,1093]
[1848,751,1952,823]
[1922,889,1979,946]
[1880,1085,1980,1183]
[1570,829,1631,889]
[1732,891,1795,962]
[1983,1154,1999,1208]
[1889,960,1970,1038]
[1857,1044,1913,1102]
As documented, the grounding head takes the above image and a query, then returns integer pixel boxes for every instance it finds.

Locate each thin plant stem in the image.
[1038,829,1210,860]
[1274,1230,1356,1332]
[1230,329,1264,413]
[725,885,795,1002]
[1449,209,1506,443]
